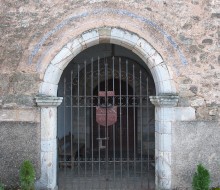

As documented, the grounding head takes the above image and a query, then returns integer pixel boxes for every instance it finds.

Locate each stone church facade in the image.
[0,0,220,189]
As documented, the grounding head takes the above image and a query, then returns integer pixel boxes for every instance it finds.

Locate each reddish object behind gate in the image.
[96,91,117,127]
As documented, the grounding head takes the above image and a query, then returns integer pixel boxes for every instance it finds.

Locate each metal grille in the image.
[57,57,155,190]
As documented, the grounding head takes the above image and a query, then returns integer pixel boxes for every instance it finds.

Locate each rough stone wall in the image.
[172,121,220,189]
[0,122,40,187]
[0,0,219,188]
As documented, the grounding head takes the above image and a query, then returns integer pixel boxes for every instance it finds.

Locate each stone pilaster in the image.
[35,96,63,190]
[150,94,178,190]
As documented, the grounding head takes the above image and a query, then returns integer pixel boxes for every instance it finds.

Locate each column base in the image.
[35,179,58,190]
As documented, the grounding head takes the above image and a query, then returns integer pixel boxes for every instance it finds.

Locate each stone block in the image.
[39,82,58,96]
[44,64,63,85]
[0,109,40,122]
[155,121,172,134]
[110,28,125,40]
[155,80,177,94]
[51,47,72,66]
[209,108,217,116]
[66,38,83,55]
[51,53,73,71]
[211,13,220,18]
[98,27,111,37]
[152,63,172,82]
[158,133,172,152]
[202,38,213,45]
[148,53,163,68]
[2,95,36,107]
[190,97,205,107]
[122,30,139,47]
[174,107,196,121]
[134,38,156,58]
[81,30,99,42]
[81,30,99,48]
[41,107,57,140]
[41,139,56,152]
[8,73,40,95]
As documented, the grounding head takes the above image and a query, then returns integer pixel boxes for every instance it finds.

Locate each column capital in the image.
[35,95,63,107]
[150,94,179,107]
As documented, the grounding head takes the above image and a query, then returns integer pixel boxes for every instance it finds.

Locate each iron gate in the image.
[57,57,155,190]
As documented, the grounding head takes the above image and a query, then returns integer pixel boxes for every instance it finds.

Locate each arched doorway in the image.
[35,27,178,190]
[57,44,156,189]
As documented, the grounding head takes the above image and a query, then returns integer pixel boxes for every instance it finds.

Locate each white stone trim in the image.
[39,82,58,97]
[150,94,179,189]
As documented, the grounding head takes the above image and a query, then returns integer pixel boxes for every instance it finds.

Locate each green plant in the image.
[212,188,220,190]
[0,182,4,190]
[19,160,36,190]
[192,163,211,190]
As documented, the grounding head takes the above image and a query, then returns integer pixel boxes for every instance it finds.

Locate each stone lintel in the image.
[35,95,63,107]
[150,94,179,107]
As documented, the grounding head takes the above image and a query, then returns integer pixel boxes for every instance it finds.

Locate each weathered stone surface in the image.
[0,109,40,122]
[189,85,198,94]
[172,121,220,188]
[2,95,36,107]
[178,34,193,45]
[202,38,213,45]
[196,107,211,120]
[9,73,40,95]
[0,121,40,187]
[190,97,205,107]
[209,108,218,116]
[211,13,220,18]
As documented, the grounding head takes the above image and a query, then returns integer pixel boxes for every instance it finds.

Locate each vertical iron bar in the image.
[98,57,101,177]
[91,58,94,177]
[133,64,136,178]
[105,61,109,187]
[147,77,150,189]
[119,58,122,179]
[84,61,87,177]
[71,71,73,170]
[140,70,143,186]
[112,56,116,182]
[126,60,129,177]
[77,64,80,175]
[64,77,66,172]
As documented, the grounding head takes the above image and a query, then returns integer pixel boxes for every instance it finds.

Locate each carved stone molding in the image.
[35,95,63,107]
[150,94,179,107]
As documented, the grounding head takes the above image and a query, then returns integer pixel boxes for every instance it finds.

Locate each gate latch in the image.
[96,137,109,149]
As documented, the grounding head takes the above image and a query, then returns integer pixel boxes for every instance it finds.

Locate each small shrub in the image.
[0,182,4,190]
[19,160,36,190]
[192,163,211,190]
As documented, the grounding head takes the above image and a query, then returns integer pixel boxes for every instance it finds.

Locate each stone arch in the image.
[39,27,176,97]
[36,27,179,190]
